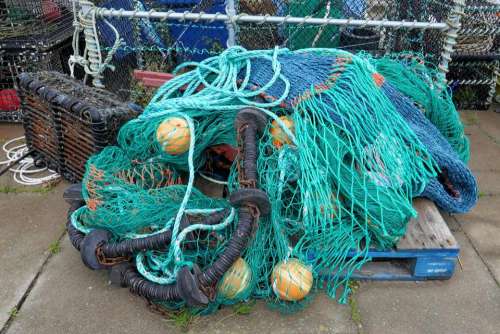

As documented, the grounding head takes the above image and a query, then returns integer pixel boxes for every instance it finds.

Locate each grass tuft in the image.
[0,185,19,194]
[48,240,61,255]
[348,281,364,334]
[8,307,18,318]
[165,308,196,333]
[233,300,255,315]
[0,182,57,194]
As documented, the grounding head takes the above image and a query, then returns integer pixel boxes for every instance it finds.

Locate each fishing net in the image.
[369,53,470,163]
[68,47,477,314]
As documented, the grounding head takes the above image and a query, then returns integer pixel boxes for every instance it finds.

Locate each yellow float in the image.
[217,257,252,300]
[271,258,313,301]
[156,117,191,155]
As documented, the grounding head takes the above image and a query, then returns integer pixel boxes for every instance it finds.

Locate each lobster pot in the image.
[454,1,499,57]
[448,1,499,110]
[448,60,499,110]
[0,43,72,122]
[19,71,141,182]
[0,0,73,50]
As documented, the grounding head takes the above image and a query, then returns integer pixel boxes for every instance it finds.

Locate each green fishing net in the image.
[71,47,469,313]
[368,53,470,163]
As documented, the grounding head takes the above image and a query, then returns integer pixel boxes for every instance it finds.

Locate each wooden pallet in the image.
[197,176,460,281]
[342,198,459,281]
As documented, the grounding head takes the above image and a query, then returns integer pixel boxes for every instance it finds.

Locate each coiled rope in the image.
[0,136,60,186]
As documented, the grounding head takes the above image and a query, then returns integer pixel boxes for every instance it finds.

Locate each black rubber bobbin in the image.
[80,229,111,270]
[109,262,134,287]
[229,188,271,217]
[108,259,210,306]
[198,206,255,287]
[67,205,85,251]
[234,107,268,135]
[234,108,268,184]
[63,183,84,204]
[122,267,181,301]
[176,264,210,307]
[99,209,230,258]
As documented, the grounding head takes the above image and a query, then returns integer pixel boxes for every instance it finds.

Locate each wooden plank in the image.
[397,198,458,250]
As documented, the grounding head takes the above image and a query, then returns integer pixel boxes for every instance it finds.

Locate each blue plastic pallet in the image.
[198,176,460,282]
[337,199,460,281]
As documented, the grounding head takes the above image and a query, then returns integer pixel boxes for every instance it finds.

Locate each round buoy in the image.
[270,116,294,149]
[156,117,191,155]
[271,258,313,301]
[217,257,252,300]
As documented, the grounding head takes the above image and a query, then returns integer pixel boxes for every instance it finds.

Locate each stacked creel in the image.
[448,0,499,110]
[0,0,74,122]
[18,71,141,182]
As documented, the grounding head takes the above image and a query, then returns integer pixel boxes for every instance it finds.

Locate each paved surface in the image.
[0,111,499,334]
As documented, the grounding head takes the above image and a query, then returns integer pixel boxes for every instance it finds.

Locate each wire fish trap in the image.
[0,42,72,123]
[0,0,74,51]
[18,71,142,182]
[454,2,499,56]
[448,59,499,110]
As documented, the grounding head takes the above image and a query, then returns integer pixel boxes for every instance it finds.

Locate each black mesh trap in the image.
[18,71,141,182]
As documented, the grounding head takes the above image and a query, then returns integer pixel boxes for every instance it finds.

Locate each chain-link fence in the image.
[0,0,74,50]
[0,0,75,122]
[0,42,74,122]
[448,0,499,110]
[75,0,458,101]
[237,0,453,57]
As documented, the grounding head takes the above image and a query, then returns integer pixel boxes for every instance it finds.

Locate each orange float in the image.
[217,257,252,300]
[156,117,191,155]
[271,258,313,301]
[270,116,294,149]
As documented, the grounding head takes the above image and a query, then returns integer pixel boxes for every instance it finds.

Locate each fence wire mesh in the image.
[447,0,499,110]
[83,0,456,100]
[0,42,74,122]
[0,0,74,50]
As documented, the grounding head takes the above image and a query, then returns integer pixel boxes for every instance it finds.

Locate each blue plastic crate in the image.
[156,0,228,61]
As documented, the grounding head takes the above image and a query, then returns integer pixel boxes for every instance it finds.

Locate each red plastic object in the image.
[133,70,175,88]
[0,89,21,111]
[42,0,62,22]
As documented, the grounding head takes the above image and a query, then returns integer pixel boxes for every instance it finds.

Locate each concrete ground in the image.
[0,110,499,334]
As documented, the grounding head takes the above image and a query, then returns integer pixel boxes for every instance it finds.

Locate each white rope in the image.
[437,0,465,91]
[198,171,229,185]
[311,0,332,47]
[0,136,60,186]
[69,0,122,87]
